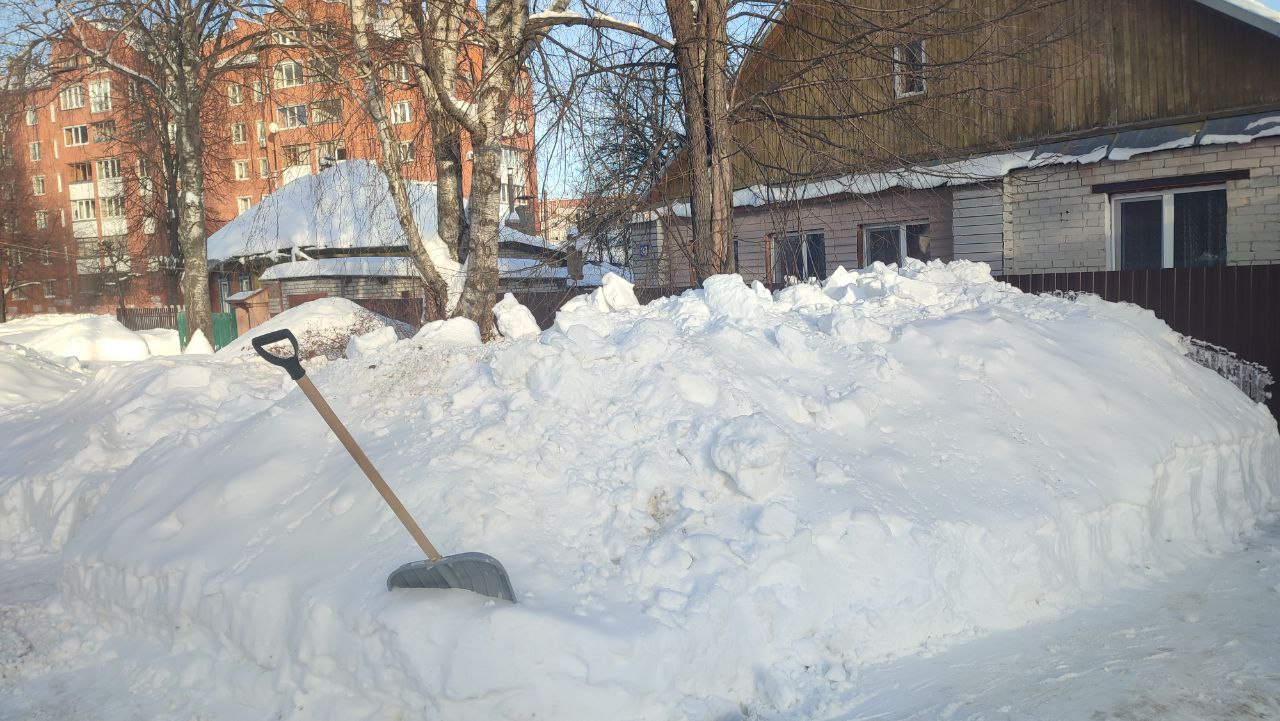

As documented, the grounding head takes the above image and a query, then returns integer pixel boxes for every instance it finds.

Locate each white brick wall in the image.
[1005,137,1280,272]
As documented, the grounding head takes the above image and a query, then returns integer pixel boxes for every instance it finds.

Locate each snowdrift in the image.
[0,315,179,363]
[0,261,1277,720]
[0,343,84,408]
[217,297,412,360]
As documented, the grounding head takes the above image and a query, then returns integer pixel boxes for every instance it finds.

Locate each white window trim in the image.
[232,122,247,144]
[1106,184,1226,270]
[234,159,250,181]
[862,222,911,265]
[32,175,45,196]
[893,40,927,99]
[772,230,827,281]
[64,125,89,147]
[391,100,412,125]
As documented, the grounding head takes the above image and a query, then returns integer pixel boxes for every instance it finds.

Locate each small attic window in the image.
[894,39,927,98]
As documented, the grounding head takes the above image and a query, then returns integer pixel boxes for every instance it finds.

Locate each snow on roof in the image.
[498,257,569,279]
[1193,0,1280,39]
[677,111,1280,213]
[572,262,633,287]
[207,160,442,260]
[224,288,264,302]
[258,256,420,280]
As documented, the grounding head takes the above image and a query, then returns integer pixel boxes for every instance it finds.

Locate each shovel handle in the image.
[255,327,443,562]
[252,329,305,380]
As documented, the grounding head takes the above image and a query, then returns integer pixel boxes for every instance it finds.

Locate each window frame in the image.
[228,83,244,106]
[64,124,89,146]
[96,158,121,180]
[236,196,252,215]
[1108,184,1227,270]
[771,230,828,282]
[88,79,112,113]
[59,84,84,110]
[893,39,927,99]
[234,159,250,181]
[28,141,40,161]
[32,175,46,196]
[277,103,307,129]
[72,198,96,221]
[273,60,304,89]
[391,99,412,125]
[861,221,931,266]
[231,122,247,144]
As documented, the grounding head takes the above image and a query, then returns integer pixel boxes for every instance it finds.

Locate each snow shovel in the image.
[252,328,517,603]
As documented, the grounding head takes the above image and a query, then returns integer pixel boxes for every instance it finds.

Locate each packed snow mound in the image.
[1,260,1277,720]
[1,315,161,362]
[0,313,99,342]
[218,297,412,360]
[0,343,84,407]
[493,293,541,339]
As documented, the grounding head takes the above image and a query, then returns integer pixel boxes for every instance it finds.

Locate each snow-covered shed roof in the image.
[225,288,264,303]
[208,160,551,261]
[258,257,420,280]
[676,110,1280,213]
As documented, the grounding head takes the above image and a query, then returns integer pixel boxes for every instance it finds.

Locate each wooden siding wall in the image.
[658,0,1280,197]
[951,184,1005,272]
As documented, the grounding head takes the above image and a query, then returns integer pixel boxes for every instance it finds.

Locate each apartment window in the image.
[310,56,339,83]
[96,158,121,179]
[40,248,51,264]
[258,157,270,177]
[500,146,528,207]
[101,196,125,219]
[773,231,827,281]
[127,79,142,101]
[231,122,247,144]
[1111,186,1227,269]
[35,210,48,229]
[256,120,267,147]
[29,141,40,161]
[237,196,252,215]
[272,30,300,46]
[228,83,244,106]
[862,222,931,266]
[137,159,149,178]
[25,107,37,126]
[70,162,92,183]
[277,104,307,128]
[311,99,342,125]
[64,125,89,146]
[317,140,346,166]
[60,85,84,110]
[92,120,116,142]
[273,60,304,89]
[252,79,264,103]
[32,175,46,195]
[43,280,56,298]
[72,198,96,221]
[88,80,112,112]
[893,39,927,98]
[283,143,310,167]
[397,141,414,162]
[234,159,250,180]
[391,100,412,125]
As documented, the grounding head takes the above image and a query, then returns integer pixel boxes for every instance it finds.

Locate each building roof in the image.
[258,257,419,280]
[224,288,265,302]
[1194,0,1280,39]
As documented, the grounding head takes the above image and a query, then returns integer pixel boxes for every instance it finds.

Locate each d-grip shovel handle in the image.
[252,326,444,563]
[252,329,305,380]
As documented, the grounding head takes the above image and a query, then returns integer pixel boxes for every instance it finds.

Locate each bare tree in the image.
[3,0,269,342]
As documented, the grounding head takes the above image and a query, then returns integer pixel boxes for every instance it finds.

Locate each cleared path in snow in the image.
[2,521,1278,719]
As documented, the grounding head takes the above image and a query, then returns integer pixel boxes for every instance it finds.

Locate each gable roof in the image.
[1194,0,1280,38]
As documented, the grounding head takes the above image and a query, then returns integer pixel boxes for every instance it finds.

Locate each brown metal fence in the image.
[117,306,181,331]
[997,265,1279,418]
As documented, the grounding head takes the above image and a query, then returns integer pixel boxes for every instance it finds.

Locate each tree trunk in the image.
[453,142,502,338]
[433,120,468,259]
[176,111,213,346]
[666,0,735,283]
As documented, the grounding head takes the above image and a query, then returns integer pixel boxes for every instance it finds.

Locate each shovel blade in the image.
[387,552,517,603]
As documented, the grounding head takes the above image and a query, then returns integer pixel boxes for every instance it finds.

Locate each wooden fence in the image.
[996,265,1279,418]
[117,306,181,332]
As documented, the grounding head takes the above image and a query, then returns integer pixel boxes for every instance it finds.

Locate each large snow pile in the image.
[0,344,84,407]
[0,261,1277,720]
[217,297,412,360]
[0,315,176,363]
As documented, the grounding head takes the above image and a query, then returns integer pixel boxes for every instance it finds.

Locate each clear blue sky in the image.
[1263,0,1280,9]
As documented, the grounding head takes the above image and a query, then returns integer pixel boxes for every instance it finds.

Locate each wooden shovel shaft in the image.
[296,375,443,561]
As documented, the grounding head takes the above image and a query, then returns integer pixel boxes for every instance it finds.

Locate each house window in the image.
[35,210,48,229]
[273,60,304,88]
[311,99,342,125]
[256,120,267,147]
[32,175,45,195]
[101,196,125,218]
[25,107,37,126]
[70,162,92,182]
[92,120,115,142]
[40,248,51,264]
[272,30,300,46]
[43,280,56,298]
[500,146,528,207]
[388,63,411,83]
[259,157,270,177]
[862,222,931,266]
[59,85,84,110]
[234,159,250,180]
[239,274,252,291]
[252,79,265,103]
[232,122,247,143]
[64,125,89,146]
[283,143,310,167]
[228,83,244,106]
[236,196,252,215]
[773,231,827,281]
[29,142,40,161]
[1111,186,1227,269]
[137,159,149,178]
[893,39,927,98]
[397,140,414,162]
[96,158,120,179]
[88,80,112,112]
[127,79,142,101]
[278,104,307,128]
[72,198,96,221]
[391,100,412,125]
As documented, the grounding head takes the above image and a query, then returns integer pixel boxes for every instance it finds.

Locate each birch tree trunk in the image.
[175,103,214,345]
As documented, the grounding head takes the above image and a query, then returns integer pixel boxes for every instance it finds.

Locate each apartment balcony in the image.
[98,177,123,197]
[68,181,95,201]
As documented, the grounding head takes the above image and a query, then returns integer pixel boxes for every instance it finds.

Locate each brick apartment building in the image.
[0,0,537,318]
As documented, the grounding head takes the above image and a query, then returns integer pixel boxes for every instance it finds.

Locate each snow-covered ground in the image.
[0,262,1277,720]
[0,314,181,363]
